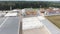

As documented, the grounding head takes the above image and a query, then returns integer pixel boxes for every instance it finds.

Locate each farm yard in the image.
[45,15,60,29]
[0,1,60,34]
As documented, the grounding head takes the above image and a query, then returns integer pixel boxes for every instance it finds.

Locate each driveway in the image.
[37,16,60,34]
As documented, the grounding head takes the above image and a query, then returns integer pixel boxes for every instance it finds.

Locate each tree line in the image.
[0,1,60,10]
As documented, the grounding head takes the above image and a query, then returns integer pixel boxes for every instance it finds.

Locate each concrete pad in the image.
[23,27,50,34]
[23,17,44,30]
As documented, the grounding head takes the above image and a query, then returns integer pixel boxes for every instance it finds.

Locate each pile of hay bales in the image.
[40,8,45,13]
[32,10,37,15]
[25,9,37,15]
[26,11,31,15]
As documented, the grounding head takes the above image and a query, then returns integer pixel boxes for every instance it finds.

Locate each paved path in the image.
[37,16,60,34]
[0,17,6,25]
[0,17,19,34]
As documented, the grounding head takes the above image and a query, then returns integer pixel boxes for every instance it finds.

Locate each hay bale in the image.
[32,11,37,15]
[26,11,31,15]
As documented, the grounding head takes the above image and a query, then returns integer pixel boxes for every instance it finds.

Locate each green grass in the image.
[45,15,60,29]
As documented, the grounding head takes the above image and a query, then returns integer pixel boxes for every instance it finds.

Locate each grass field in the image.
[45,15,60,29]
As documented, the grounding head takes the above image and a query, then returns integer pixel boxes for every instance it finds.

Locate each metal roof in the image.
[0,17,19,34]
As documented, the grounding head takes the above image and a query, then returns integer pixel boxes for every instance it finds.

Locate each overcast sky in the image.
[0,0,60,1]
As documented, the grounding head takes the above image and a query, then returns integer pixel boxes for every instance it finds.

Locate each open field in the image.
[45,15,60,29]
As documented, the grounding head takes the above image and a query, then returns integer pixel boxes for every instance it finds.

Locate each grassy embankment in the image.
[45,15,60,28]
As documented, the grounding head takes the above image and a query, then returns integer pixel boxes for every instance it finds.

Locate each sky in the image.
[0,0,60,1]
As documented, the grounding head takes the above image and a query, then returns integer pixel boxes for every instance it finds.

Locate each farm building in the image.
[45,8,60,16]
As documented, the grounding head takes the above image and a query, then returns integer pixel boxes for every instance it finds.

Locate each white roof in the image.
[12,10,17,11]
[12,9,20,12]
[53,8,59,10]
[23,17,44,30]
[0,13,6,17]
[22,9,25,14]
[5,13,17,17]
